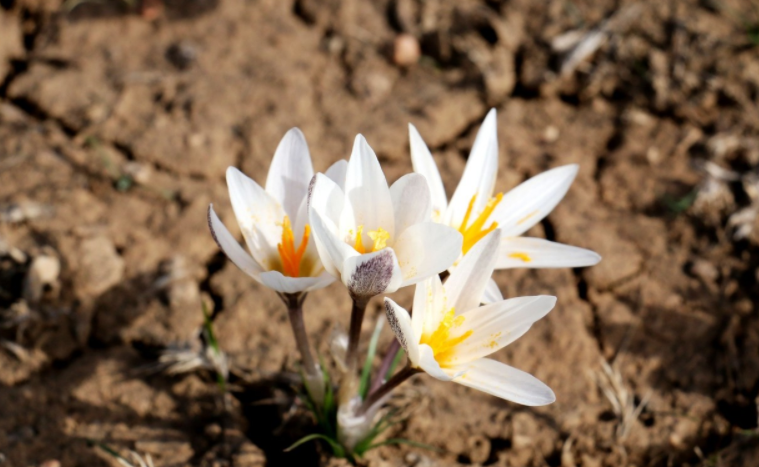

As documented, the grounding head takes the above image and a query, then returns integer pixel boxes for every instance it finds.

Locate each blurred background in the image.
[1,0,759,466]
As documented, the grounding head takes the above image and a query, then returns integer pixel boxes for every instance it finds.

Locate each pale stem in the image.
[357,365,419,416]
[281,292,319,377]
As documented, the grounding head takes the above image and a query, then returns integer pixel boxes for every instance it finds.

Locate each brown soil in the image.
[1,0,759,466]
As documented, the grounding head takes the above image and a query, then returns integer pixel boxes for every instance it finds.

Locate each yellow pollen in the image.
[517,210,539,225]
[508,252,532,262]
[354,225,390,254]
[458,193,503,254]
[420,308,471,367]
[277,215,310,277]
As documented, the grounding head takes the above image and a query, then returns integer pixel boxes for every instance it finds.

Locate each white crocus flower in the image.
[409,109,601,301]
[208,128,342,294]
[309,134,463,299]
[384,230,556,406]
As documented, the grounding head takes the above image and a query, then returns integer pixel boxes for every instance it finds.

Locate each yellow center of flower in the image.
[353,225,390,254]
[277,215,310,277]
[458,193,503,254]
[420,308,472,367]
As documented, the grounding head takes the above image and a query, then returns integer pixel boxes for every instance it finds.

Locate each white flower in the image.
[409,109,601,302]
[384,230,556,406]
[208,128,343,294]
[308,135,463,298]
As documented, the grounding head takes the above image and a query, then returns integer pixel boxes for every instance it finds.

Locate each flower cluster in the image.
[208,110,600,457]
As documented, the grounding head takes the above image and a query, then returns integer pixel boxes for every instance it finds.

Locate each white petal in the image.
[309,208,356,278]
[226,167,285,259]
[207,205,263,279]
[265,128,314,219]
[481,278,503,304]
[384,298,420,365]
[409,123,448,219]
[412,274,448,340]
[309,173,346,226]
[343,135,395,236]
[325,159,348,190]
[449,296,556,365]
[259,270,335,294]
[445,228,499,314]
[292,195,321,277]
[417,345,455,381]
[497,237,602,269]
[389,173,432,236]
[491,165,578,237]
[393,222,462,287]
[342,248,403,297]
[446,109,499,228]
[451,358,555,406]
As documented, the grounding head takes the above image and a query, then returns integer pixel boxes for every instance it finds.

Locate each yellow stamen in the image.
[368,228,390,251]
[420,308,472,367]
[508,252,531,262]
[354,225,390,254]
[277,216,310,277]
[458,193,503,254]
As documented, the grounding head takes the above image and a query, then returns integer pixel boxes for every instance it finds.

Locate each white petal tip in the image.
[529,389,556,406]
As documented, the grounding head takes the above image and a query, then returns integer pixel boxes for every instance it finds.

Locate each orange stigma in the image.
[277,216,310,277]
[458,193,503,254]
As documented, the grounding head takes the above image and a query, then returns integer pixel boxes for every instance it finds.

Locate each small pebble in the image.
[166,41,197,70]
[393,33,421,67]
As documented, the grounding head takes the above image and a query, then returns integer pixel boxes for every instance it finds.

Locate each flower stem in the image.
[369,338,401,394]
[281,293,318,377]
[358,365,419,416]
[345,295,370,373]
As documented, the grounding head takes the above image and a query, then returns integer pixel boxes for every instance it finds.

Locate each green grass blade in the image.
[284,433,345,457]
[359,318,384,399]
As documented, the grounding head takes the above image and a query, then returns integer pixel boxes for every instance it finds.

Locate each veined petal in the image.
[393,222,462,287]
[451,358,555,406]
[265,128,314,219]
[309,208,356,278]
[411,275,447,341]
[409,123,448,219]
[325,159,348,190]
[389,173,432,236]
[491,164,578,237]
[448,296,556,365]
[259,270,335,294]
[342,248,403,297]
[207,205,263,279]
[226,167,285,254]
[418,345,455,381]
[445,229,500,314]
[481,278,503,304]
[446,109,499,228]
[384,298,420,365]
[343,135,395,237]
[497,237,601,269]
[309,173,346,226]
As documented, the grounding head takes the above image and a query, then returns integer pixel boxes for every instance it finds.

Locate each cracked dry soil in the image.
[1,0,759,466]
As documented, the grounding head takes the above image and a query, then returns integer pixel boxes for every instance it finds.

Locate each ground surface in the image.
[1,0,759,466]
